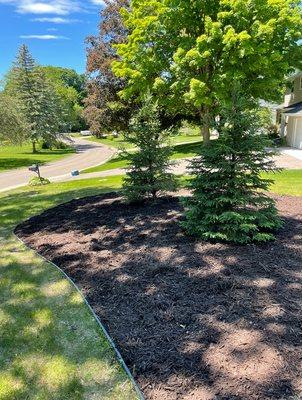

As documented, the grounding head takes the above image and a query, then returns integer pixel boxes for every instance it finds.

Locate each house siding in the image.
[284,74,302,107]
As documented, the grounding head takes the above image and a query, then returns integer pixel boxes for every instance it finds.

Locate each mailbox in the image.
[29,164,39,173]
[28,164,41,180]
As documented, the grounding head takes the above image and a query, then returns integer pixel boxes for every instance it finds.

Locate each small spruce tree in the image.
[182,90,283,244]
[123,95,177,203]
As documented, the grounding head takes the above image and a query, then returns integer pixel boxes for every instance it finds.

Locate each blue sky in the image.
[0,0,105,80]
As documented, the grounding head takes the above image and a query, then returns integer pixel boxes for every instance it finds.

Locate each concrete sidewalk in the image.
[279,147,302,162]
[0,137,116,193]
[275,148,302,169]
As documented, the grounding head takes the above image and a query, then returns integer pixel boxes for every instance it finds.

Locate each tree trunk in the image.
[201,124,210,144]
[201,107,211,144]
[32,140,37,154]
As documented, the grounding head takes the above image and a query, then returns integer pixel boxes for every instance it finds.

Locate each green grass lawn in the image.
[86,136,134,150]
[0,175,138,400]
[83,153,131,173]
[170,132,201,145]
[170,141,203,159]
[83,140,203,174]
[263,169,302,197]
[0,143,75,172]
[182,170,302,197]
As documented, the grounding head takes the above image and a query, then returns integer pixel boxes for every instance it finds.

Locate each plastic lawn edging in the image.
[13,221,144,400]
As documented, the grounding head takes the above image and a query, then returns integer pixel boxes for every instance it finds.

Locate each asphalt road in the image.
[0,137,116,193]
[51,147,302,184]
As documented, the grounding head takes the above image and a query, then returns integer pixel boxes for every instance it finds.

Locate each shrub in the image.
[41,140,52,150]
[29,177,50,187]
[54,141,69,150]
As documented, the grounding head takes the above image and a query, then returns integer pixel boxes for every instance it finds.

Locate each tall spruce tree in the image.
[9,45,64,153]
[123,95,177,203]
[182,88,283,244]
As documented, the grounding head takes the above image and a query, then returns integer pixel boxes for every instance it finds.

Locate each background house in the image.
[279,71,302,149]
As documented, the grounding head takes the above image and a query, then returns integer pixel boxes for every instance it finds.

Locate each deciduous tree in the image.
[39,66,87,132]
[0,93,28,145]
[114,0,302,142]
[84,0,132,135]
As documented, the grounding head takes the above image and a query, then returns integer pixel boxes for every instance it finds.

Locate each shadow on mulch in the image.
[16,193,302,400]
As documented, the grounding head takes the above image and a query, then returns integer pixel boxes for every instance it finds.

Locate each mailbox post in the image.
[28,164,42,183]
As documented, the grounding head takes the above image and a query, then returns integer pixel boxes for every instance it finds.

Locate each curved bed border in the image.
[13,222,144,400]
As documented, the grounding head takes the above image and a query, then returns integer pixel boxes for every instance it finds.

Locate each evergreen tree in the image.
[9,45,64,153]
[182,89,283,244]
[0,93,28,145]
[35,74,66,146]
[123,95,177,203]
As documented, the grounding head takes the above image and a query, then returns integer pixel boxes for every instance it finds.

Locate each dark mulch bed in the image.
[16,193,302,400]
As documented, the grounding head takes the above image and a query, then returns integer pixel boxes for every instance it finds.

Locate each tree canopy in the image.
[39,66,87,132]
[5,63,86,133]
[84,0,132,135]
[113,0,302,141]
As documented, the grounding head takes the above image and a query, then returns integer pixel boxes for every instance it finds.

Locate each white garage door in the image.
[287,117,302,149]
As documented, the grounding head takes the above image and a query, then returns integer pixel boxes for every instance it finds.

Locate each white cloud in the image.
[32,17,80,23]
[90,0,104,4]
[21,1,81,15]
[20,34,70,40]
[0,0,82,15]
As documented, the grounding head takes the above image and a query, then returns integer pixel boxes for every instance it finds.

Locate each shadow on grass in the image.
[0,158,46,172]
[171,140,202,158]
[0,181,137,399]
[0,256,135,399]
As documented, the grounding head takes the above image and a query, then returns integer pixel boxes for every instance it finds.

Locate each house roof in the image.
[283,101,302,116]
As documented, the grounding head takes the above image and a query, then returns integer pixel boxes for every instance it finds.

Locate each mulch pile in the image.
[16,193,302,400]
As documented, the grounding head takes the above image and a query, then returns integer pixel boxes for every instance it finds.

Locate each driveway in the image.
[0,137,116,192]
[275,147,302,168]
